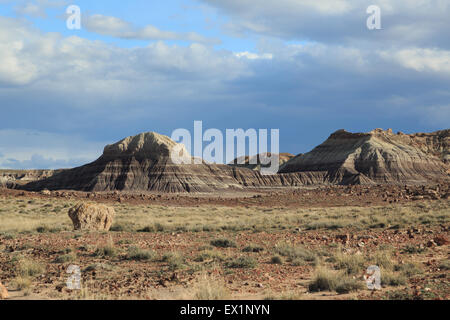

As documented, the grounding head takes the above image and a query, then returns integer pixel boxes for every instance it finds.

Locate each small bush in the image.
[275,243,317,266]
[226,256,258,269]
[308,268,338,292]
[371,250,395,270]
[137,226,154,233]
[242,245,264,253]
[162,252,186,271]
[381,272,407,287]
[395,263,422,277]
[126,246,155,261]
[94,245,117,258]
[16,258,44,277]
[331,252,365,275]
[270,255,283,265]
[227,257,258,269]
[401,245,426,254]
[194,250,224,263]
[110,223,129,232]
[194,275,229,300]
[336,278,364,294]
[54,253,77,264]
[12,276,32,290]
[117,239,133,245]
[211,238,236,248]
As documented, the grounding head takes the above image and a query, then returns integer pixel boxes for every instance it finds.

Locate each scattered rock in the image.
[41,189,51,196]
[68,203,115,231]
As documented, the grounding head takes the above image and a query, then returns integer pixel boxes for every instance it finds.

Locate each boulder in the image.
[0,281,8,300]
[68,203,115,231]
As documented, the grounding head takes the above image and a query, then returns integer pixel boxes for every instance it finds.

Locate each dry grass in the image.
[1,197,448,234]
[193,275,230,300]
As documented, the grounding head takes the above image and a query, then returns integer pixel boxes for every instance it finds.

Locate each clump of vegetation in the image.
[36,225,60,233]
[395,262,422,277]
[54,253,77,264]
[381,271,407,287]
[162,252,187,271]
[15,257,44,277]
[226,256,258,269]
[401,245,426,254]
[370,250,395,270]
[270,255,283,265]
[126,246,155,261]
[306,220,348,230]
[12,276,32,291]
[137,226,154,233]
[194,250,224,263]
[211,238,237,248]
[330,251,365,275]
[94,245,118,258]
[275,243,317,266]
[242,245,264,253]
[110,223,133,232]
[194,275,229,300]
[308,267,364,294]
[335,278,364,294]
[308,268,339,292]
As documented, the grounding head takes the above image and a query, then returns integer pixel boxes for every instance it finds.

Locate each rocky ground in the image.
[0,185,448,300]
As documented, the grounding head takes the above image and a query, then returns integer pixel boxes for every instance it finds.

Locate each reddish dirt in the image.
[1,183,449,208]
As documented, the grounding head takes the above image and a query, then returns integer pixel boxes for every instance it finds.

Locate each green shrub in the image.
[126,246,155,261]
[330,252,365,275]
[211,238,236,248]
[226,256,258,269]
[270,255,283,265]
[94,245,117,258]
[242,245,264,253]
[162,252,186,271]
[275,243,318,266]
[54,253,77,264]
[308,268,338,292]
[381,272,407,286]
[336,278,364,294]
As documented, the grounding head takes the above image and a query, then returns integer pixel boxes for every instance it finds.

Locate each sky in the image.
[0,0,449,169]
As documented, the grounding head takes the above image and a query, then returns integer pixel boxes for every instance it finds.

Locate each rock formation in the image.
[20,132,250,192]
[229,153,295,171]
[68,203,115,231]
[0,169,62,188]
[17,129,450,192]
[279,129,450,185]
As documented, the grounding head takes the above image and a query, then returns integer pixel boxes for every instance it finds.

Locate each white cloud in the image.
[15,2,47,18]
[83,14,221,45]
[379,48,450,74]
[201,0,450,48]
[235,51,273,60]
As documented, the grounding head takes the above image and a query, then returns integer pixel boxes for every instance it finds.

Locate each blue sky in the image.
[0,0,449,169]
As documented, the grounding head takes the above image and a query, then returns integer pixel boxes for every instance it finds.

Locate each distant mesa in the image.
[229,153,295,171]
[279,128,449,185]
[5,128,450,193]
